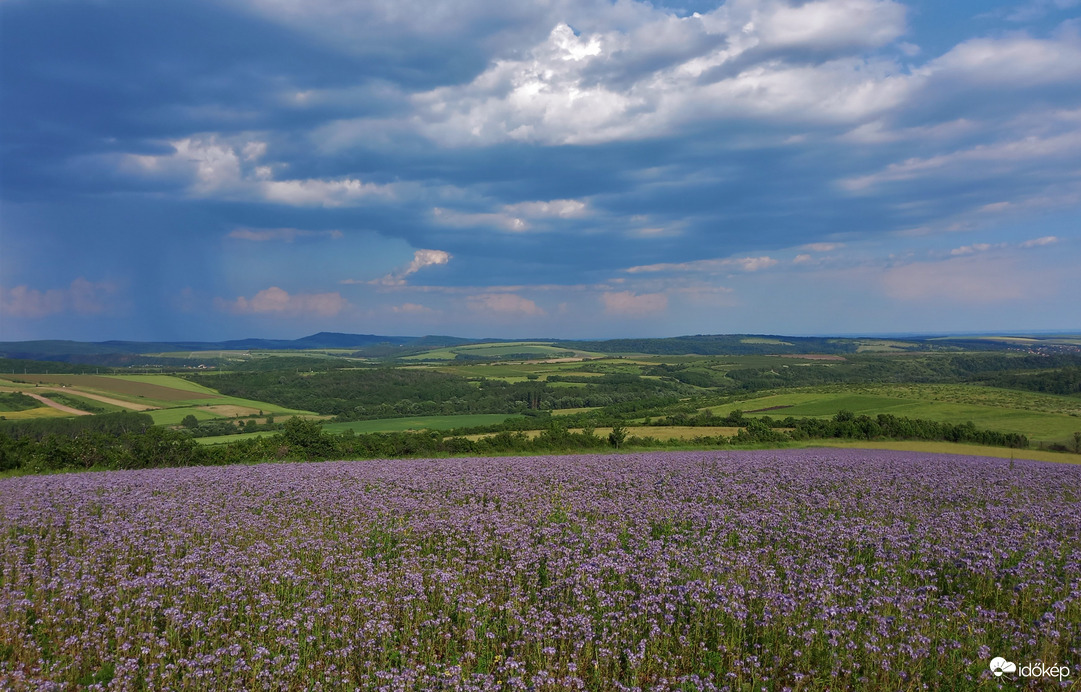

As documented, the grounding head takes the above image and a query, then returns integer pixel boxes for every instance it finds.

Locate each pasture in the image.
[195,414,522,445]
[403,341,595,362]
[2,450,1077,689]
[703,385,1081,443]
[324,414,521,435]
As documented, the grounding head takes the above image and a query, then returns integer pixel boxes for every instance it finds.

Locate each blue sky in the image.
[1,0,1079,341]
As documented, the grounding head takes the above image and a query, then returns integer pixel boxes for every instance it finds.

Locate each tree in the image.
[181,414,200,429]
[280,417,333,459]
[608,424,627,448]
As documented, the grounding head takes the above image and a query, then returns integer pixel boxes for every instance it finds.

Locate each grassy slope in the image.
[323,414,520,434]
[196,413,523,445]
[105,374,224,395]
[703,385,1081,442]
[0,407,71,420]
[800,440,1080,465]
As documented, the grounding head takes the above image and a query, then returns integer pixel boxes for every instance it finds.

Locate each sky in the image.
[1,0,1079,342]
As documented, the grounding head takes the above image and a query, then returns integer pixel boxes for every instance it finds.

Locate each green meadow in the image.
[403,341,596,361]
[195,413,521,444]
[323,413,521,434]
[703,384,1081,443]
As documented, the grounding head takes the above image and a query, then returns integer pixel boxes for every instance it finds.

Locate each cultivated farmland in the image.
[0,374,314,425]
[1,450,1077,690]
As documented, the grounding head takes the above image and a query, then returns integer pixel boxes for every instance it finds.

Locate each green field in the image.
[36,392,125,414]
[0,392,40,412]
[195,413,523,445]
[323,414,521,434]
[703,385,1081,443]
[193,431,275,445]
[426,361,609,379]
[0,373,315,424]
[145,397,316,425]
[105,374,225,395]
[403,341,594,362]
[801,440,1081,464]
[147,408,232,426]
[0,407,71,420]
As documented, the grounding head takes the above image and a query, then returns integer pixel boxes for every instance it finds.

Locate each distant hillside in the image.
[556,335,871,356]
[0,332,455,363]
[1,331,1076,365]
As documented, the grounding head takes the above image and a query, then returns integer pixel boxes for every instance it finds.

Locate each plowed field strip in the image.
[38,387,157,411]
[5,375,216,401]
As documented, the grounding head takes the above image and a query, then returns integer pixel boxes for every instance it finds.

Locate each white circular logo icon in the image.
[990,657,1017,677]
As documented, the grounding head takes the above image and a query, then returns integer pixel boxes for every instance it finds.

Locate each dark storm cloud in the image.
[2,0,1079,339]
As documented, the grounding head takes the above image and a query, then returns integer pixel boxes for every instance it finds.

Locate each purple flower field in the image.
[2,449,1079,690]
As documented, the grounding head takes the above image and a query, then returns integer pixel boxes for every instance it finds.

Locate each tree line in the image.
[0,409,1032,476]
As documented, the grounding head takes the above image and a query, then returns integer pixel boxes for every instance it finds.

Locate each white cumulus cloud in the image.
[215,286,347,316]
[467,293,545,315]
[124,136,396,206]
[360,249,453,287]
[0,279,118,318]
[625,255,778,274]
[601,290,668,316]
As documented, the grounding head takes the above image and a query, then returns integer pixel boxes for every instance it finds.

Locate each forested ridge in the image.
[196,368,691,418]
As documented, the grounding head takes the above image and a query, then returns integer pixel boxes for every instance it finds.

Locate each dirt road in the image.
[21,392,93,416]
[38,386,158,411]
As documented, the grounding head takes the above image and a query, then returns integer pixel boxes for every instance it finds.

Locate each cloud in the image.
[841,127,1081,191]
[411,3,912,147]
[925,34,1081,88]
[433,198,589,232]
[123,136,397,206]
[390,302,434,314]
[625,256,778,274]
[880,256,1045,303]
[949,243,993,256]
[5,0,1081,339]
[756,0,907,52]
[358,248,453,286]
[503,198,587,219]
[0,279,118,318]
[736,256,780,272]
[949,236,1059,256]
[405,249,452,275]
[1020,235,1058,247]
[1003,0,1081,22]
[601,290,667,316]
[467,293,545,315]
[227,227,344,242]
[214,286,347,316]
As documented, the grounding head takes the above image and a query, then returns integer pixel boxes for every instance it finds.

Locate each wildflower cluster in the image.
[1,450,1078,690]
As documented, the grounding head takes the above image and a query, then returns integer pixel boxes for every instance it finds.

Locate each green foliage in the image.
[608,424,627,448]
[181,414,200,429]
[979,366,1081,396]
[195,367,686,418]
[555,334,862,355]
[0,392,40,412]
[733,418,787,444]
[280,417,334,459]
[0,358,103,374]
[0,411,154,440]
[34,392,119,414]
